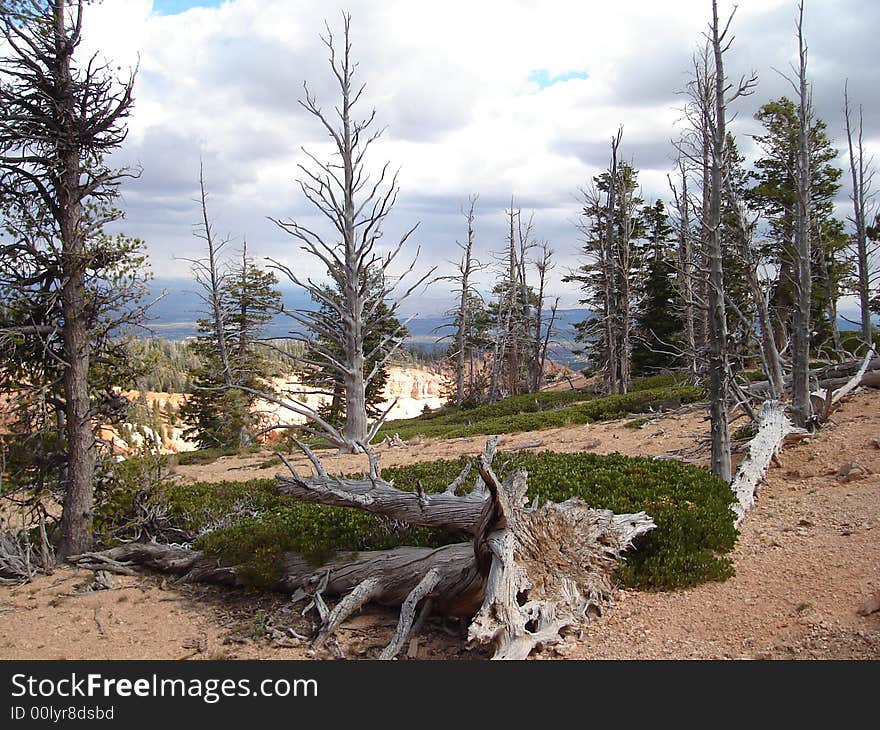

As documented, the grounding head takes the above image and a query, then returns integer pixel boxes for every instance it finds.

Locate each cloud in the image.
[69,0,880,312]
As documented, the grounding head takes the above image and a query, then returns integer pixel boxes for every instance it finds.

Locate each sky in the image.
[75,0,880,315]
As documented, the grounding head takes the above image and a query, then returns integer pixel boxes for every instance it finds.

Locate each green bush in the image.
[100,449,735,592]
[377,384,704,442]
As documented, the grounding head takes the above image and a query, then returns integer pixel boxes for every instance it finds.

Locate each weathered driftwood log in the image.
[70,439,655,660]
[729,401,806,526]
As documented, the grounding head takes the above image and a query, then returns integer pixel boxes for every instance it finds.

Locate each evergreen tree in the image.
[747,97,848,355]
[632,200,682,373]
[299,271,409,429]
[180,252,281,449]
[0,0,144,555]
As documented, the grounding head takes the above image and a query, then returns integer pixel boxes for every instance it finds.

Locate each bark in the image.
[71,439,655,660]
[506,204,520,397]
[605,131,621,393]
[814,347,876,423]
[673,161,698,374]
[454,197,478,406]
[706,0,732,482]
[730,198,784,398]
[55,0,93,558]
[814,226,843,360]
[790,1,813,428]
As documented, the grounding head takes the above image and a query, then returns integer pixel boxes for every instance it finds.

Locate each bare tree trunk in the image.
[706,0,741,482]
[730,197,785,398]
[506,203,519,397]
[454,197,478,406]
[814,224,843,360]
[790,0,813,429]
[844,84,873,348]
[197,163,232,383]
[605,131,621,394]
[673,161,699,374]
[616,165,635,395]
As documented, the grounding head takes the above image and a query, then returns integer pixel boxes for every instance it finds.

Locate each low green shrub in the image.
[100,449,735,592]
[377,384,704,442]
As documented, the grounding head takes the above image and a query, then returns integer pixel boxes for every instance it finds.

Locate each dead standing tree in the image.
[844,83,877,349]
[788,0,814,428]
[704,0,756,480]
[266,15,432,452]
[449,195,486,406]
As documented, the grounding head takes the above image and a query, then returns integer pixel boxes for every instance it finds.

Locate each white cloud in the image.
[71,0,880,309]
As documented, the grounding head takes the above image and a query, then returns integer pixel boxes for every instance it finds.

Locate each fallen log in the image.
[745,355,880,397]
[71,439,655,660]
[815,348,877,424]
[729,401,806,526]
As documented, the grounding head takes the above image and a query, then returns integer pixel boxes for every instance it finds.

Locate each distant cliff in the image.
[104,364,449,455]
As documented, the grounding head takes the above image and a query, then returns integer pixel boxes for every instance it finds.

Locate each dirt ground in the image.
[1,393,878,660]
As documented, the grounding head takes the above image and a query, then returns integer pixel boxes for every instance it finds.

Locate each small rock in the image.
[857,591,880,616]
[836,462,867,482]
[797,519,814,528]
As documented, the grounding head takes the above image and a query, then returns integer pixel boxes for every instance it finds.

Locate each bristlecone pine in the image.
[71,437,655,660]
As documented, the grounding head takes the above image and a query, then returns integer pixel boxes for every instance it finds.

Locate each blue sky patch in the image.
[528,69,589,89]
[152,0,224,15]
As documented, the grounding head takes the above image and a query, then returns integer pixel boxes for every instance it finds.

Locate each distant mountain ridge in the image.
[141,279,864,369]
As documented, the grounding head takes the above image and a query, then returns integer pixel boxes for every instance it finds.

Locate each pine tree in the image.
[299,272,409,429]
[0,1,144,555]
[181,252,281,449]
[632,200,682,373]
[747,97,847,357]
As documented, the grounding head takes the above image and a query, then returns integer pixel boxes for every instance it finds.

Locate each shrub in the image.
[100,450,735,592]
[376,384,704,442]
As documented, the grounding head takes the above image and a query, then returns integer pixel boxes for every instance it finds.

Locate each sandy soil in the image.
[1,394,878,660]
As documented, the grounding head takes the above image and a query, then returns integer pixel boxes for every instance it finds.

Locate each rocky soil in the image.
[1,391,878,660]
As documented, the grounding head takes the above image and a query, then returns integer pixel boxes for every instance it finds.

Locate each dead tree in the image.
[530,242,558,393]
[844,83,877,348]
[0,0,137,557]
[704,0,756,480]
[449,195,486,406]
[72,437,655,659]
[605,130,625,393]
[180,163,233,384]
[728,194,785,398]
[268,15,432,452]
[668,159,700,375]
[789,0,814,428]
